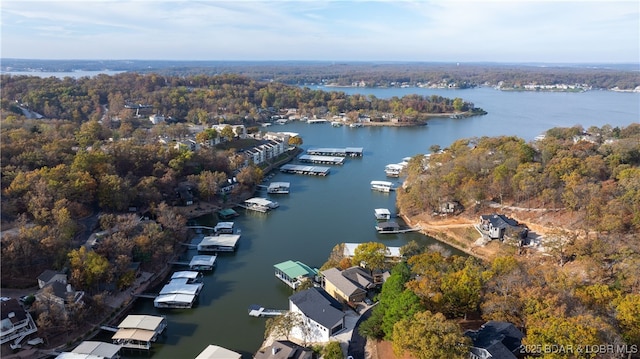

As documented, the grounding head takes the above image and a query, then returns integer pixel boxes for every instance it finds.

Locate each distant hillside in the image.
[2,59,639,90]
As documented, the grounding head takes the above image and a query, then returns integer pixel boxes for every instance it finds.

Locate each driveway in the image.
[347,305,375,359]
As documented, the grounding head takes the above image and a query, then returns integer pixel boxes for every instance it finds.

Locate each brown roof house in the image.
[254,340,313,359]
[1,298,38,346]
[321,267,375,304]
[37,269,67,289]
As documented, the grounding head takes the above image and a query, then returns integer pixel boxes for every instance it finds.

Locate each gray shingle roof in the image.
[289,287,344,329]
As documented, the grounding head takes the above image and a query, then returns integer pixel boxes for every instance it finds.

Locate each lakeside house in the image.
[479,214,528,243]
[321,266,375,304]
[254,340,313,359]
[288,287,346,343]
[273,260,318,289]
[37,269,67,289]
[0,298,38,346]
[35,281,85,313]
[465,321,524,359]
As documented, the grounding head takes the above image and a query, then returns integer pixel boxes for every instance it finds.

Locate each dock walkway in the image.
[248,304,287,318]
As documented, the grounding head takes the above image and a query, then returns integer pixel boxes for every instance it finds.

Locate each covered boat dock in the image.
[298,154,345,165]
[306,147,364,157]
[280,164,330,176]
[197,234,241,252]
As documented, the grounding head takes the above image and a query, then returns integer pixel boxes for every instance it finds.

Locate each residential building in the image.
[274,260,318,289]
[288,287,345,343]
[254,340,313,359]
[321,267,374,304]
[479,214,528,242]
[149,114,165,125]
[465,321,524,359]
[212,124,247,139]
[35,281,84,308]
[37,269,67,289]
[0,298,38,346]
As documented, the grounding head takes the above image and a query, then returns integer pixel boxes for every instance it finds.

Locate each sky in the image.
[1,0,639,63]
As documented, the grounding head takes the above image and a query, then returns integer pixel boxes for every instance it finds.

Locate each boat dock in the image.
[248,304,287,317]
[375,222,421,234]
[298,154,345,165]
[306,147,364,157]
[280,164,330,176]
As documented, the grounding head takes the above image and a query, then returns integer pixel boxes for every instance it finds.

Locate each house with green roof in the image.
[274,260,318,289]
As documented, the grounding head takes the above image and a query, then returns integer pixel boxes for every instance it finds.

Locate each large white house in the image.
[288,287,345,343]
[0,298,38,346]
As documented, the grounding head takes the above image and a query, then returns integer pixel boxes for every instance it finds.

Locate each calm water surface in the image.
[128,87,639,358]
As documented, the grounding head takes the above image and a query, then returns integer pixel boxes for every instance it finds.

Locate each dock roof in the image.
[71,341,122,358]
[199,234,241,247]
[159,281,202,295]
[153,293,196,306]
[274,260,318,279]
[195,345,242,359]
[171,271,201,280]
[245,197,276,206]
[190,255,216,267]
[118,315,165,331]
[374,208,391,216]
[112,328,156,342]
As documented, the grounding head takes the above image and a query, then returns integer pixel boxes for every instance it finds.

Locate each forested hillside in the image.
[358,124,640,358]
[398,125,640,234]
[0,72,481,288]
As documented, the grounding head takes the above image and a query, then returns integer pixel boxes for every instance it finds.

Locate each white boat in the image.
[331,121,343,127]
[242,197,279,212]
[267,182,290,194]
[349,122,363,128]
[384,164,404,177]
[371,180,395,193]
[374,208,391,221]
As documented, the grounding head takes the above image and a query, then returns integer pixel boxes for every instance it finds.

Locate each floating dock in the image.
[280,164,330,176]
[298,154,345,165]
[306,147,363,157]
[248,304,287,317]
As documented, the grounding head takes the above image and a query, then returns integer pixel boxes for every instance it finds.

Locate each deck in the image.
[248,304,287,317]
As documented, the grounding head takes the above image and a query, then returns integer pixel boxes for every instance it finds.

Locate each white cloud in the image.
[1,0,638,62]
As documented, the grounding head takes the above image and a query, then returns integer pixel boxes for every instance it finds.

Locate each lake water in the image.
[128,87,638,358]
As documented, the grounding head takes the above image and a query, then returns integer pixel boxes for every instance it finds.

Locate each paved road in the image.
[347,305,374,359]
